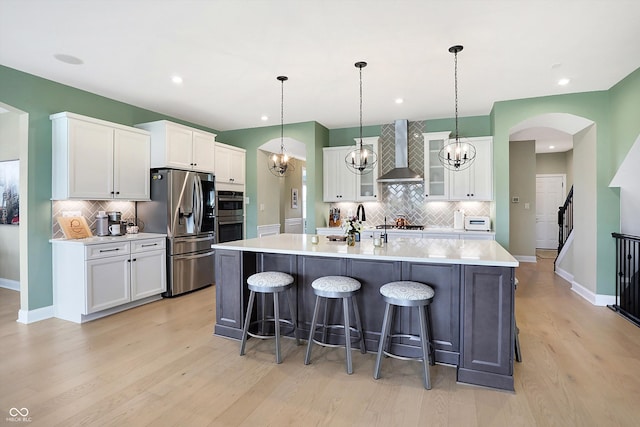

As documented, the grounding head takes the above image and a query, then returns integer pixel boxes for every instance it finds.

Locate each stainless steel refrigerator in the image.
[138,169,216,297]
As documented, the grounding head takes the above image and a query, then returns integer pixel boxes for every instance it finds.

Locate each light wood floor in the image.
[2,257,640,426]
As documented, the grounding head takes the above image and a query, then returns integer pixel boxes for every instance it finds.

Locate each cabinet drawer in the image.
[131,238,166,254]
[85,242,130,260]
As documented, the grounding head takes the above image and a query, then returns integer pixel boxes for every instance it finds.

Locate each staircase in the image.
[555,186,573,270]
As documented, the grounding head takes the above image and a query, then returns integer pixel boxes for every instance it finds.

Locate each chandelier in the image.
[438,45,476,171]
[268,75,295,177]
[345,61,378,174]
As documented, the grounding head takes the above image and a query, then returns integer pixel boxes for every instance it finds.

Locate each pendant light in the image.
[268,75,295,177]
[439,45,476,171]
[345,61,378,174]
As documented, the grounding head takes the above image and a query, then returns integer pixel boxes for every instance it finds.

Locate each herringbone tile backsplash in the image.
[52,200,136,238]
[330,120,490,227]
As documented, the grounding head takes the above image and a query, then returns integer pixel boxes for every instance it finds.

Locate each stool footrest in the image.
[382,350,425,362]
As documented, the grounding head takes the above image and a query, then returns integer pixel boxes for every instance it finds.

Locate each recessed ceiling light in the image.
[549,145,555,149]
[54,53,83,65]
[261,115,268,121]
[395,98,404,104]
[171,75,183,84]
[558,78,570,86]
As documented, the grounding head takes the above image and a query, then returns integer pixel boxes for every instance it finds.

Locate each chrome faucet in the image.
[356,204,366,222]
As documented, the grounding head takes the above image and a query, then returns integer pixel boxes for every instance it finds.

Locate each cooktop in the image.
[375,224,425,230]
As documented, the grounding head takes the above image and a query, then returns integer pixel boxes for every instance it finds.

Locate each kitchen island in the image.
[213,233,519,391]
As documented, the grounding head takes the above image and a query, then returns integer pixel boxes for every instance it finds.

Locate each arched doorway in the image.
[257,137,307,235]
[508,113,596,293]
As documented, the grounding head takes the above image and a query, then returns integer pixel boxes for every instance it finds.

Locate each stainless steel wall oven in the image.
[216,190,244,243]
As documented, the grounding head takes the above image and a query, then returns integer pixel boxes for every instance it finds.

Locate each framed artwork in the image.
[291,188,299,209]
[0,160,19,225]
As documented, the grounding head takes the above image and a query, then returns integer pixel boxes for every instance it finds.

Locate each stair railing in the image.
[557,185,574,253]
[610,233,640,327]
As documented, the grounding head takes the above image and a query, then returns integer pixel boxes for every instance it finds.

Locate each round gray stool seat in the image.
[311,275,361,297]
[379,281,434,306]
[247,271,294,292]
[240,271,299,364]
[374,280,436,389]
[305,276,366,374]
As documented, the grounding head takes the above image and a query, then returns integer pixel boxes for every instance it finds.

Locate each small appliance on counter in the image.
[95,211,109,236]
[464,216,491,231]
[107,211,124,235]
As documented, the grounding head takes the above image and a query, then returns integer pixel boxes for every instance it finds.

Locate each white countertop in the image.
[50,232,166,245]
[213,233,518,267]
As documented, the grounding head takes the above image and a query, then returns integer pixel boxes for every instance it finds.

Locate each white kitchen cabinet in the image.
[130,239,167,300]
[354,137,380,201]
[135,120,217,173]
[53,235,166,323]
[215,142,246,185]
[386,231,424,240]
[461,233,495,240]
[323,139,380,202]
[423,132,452,200]
[449,136,493,201]
[323,146,356,202]
[51,112,151,200]
[86,250,131,313]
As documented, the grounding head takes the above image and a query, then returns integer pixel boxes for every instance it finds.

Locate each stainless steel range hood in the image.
[377,119,423,183]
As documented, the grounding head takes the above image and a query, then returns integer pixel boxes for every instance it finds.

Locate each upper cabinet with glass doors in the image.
[423,132,452,200]
[354,137,380,201]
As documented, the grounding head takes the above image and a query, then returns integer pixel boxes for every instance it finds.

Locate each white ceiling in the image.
[1,0,639,137]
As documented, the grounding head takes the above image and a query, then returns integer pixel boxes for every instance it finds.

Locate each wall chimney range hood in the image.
[377,119,423,183]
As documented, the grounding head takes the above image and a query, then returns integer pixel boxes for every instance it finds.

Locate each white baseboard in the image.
[555,266,573,283]
[570,280,616,307]
[17,305,54,324]
[555,268,615,306]
[0,278,20,291]
[514,255,537,263]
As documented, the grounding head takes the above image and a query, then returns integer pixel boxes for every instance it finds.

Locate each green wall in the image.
[217,121,329,238]
[491,90,620,295]
[0,65,220,311]
[610,68,640,168]
[328,115,491,147]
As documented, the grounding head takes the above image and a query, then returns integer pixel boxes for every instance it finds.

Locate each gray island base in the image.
[213,234,519,391]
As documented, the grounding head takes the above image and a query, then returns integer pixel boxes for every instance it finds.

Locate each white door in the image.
[536,174,566,249]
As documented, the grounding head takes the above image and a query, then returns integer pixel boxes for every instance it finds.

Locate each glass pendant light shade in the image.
[345,61,378,175]
[439,45,476,171]
[268,75,295,177]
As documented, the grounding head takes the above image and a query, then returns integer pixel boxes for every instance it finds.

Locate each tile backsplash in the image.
[328,120,491,228]
[52,200,137,239]
[331,198,490,228]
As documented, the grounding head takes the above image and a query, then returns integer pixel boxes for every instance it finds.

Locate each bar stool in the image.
[373,281,435,390]
[240,271,299,364]
[304,276,367,374]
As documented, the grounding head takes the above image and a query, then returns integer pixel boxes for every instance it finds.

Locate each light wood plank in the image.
[1,256,640,426]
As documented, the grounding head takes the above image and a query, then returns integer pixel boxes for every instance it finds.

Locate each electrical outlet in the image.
[524,203,530,209]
